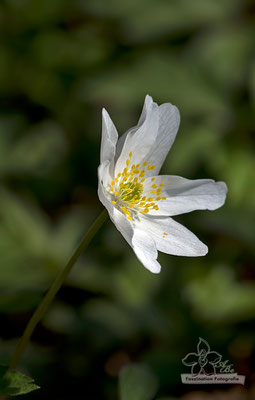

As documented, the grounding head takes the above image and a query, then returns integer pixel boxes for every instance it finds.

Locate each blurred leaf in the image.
[0,290,41,313]
[114,256,162,306]
[4,0,70,28]
[123,0,242,43]
[0,365,39,396]
[82,52,229,118]
[43,302,77,334]
[186,23,255,90]
[0,187,51,258]
[165,123,223,176]
[250,61,255,104]
[82,299,137,339]
[119,363,158,400]
[78,0,147,18]
[208,147,255,208]
[31,28,112,70]
[184,265,255,323]
[5,120,67,176]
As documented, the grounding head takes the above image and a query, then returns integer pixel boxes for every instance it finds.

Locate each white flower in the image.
[98,95,227,273]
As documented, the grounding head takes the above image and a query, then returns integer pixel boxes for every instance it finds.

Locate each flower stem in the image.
[9,209,108,371]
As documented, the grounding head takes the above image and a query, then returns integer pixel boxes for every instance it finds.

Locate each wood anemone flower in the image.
[98,95,227,273]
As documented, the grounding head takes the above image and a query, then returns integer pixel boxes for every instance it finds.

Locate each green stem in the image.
[9,209,108,371]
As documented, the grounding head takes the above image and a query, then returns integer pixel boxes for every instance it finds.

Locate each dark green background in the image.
[0,0,254,398]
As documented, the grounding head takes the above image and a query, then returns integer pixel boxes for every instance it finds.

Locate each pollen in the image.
[110,152,165,220]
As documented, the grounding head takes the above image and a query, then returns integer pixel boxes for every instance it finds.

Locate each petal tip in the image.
[201,244,209,256]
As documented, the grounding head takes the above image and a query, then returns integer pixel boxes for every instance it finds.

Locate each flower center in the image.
[119,181,143,203]
[109,151,166,220]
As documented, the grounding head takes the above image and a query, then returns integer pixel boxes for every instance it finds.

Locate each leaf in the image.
[119,363,158,400]
[0,365,39,396]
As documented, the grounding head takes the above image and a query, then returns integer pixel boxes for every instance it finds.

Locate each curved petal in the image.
[115,95,154,161]
[197,338,210,355]
[137,215,208,257]
[207,351,222,365]
[97,161,114,218]
[100,108,118,164]
[131,228,161,273]
[182,352,199,366]
[143,175,227,216]
[143,103,180,176]
[111,206,134,246]
[114,99,159,176]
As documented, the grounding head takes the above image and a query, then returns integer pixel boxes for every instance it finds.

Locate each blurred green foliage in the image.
[0,0,254,398]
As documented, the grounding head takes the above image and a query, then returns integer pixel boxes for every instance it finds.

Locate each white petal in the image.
[111,206,134,246]
[144,103,180,176]
[144,176,227,216]
[137,215,208,257]
[97,160,114,218]
[115,95,154,161]
[100,108,118,164]
[131,228,161,273]
[114,97,159,175]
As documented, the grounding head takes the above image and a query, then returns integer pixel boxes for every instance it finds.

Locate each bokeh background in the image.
[0,0,255,398]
